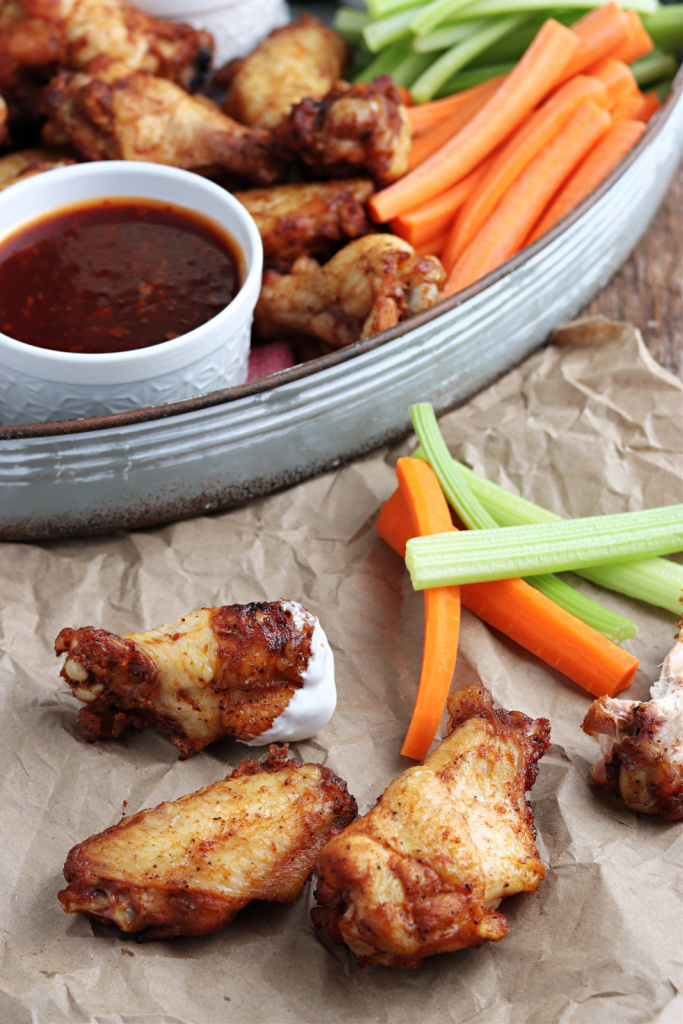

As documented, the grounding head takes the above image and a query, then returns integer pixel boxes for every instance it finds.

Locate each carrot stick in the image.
[390,165,485,248]
[415,231,448,258]
[636,89,662,123]
[610,90,646,121]
[377,459,461,761]
[368,19,581,224]
[408,89,496,169]
[604,9,655,65]
[378,486,639,699]
[443,98,612,296]
[559,1,631,81]
[442,75,608,270]
[586,58,640,110]
[527,118,646,244]
[407,76,504,136]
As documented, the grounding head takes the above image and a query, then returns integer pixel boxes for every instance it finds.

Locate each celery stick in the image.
[642,5,683,51]
[435,61,515,94]
[367,0,422,17]
[363,6,423,52]
[632,51,679,88]
[333,7,372,43]
[393,50,438,85]
[410,404,640,640]
[411,15,525,102]
[413,441,683,615]
[412,21,484,52]
[354,38,413,81]
[405,507,683,589]
[411,0,482,37]
[441,0,659,20]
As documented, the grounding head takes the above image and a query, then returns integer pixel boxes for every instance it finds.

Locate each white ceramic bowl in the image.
[0,162,263,426]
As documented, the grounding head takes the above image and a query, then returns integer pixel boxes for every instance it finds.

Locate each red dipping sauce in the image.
[0,198,241,354]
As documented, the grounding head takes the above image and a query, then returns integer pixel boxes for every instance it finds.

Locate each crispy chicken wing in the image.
[582,625,683,819]
[58,744,358,940]
[273,75,412,185]
[56,600,336,758]
[235,178,375,270]
[253,234,445,348]
[0,0,61,122]
[41,62,281,183]
[0,145,76,188]
[222,14,348,130]
[0,94,7,146]
[312,684,550,968]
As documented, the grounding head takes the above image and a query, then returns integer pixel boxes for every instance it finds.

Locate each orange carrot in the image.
[611,89,646,121]
[603,9,655,64]
[527,118,646,244]
[378,485,638,699]
[586,57,640,110]
[442,74,608,270]
[408,84,502,169]
[407,76,504,136]
[636,90,662,123]
[443,99,612,296]
[377,459,461,761]
[559,1,631,81]
[368,19,581,224]
[390,165,485,248]
[415,231,448,258]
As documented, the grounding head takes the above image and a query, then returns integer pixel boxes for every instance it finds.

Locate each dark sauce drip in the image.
[0,198,241,354]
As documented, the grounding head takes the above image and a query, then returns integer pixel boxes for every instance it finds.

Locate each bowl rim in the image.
[2,65,681,441]
[0,161,263,380]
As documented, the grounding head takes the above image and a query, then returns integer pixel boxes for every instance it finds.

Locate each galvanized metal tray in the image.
[1,67,682,541]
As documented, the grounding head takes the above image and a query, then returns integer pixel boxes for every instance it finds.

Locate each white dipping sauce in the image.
[240,601,336,746]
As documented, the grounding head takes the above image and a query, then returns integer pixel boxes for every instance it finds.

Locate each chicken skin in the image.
[312,684,550,968]
[222,14,349,130]
[0,145,76,189]
[42,62,281,183]
[58,744,358,940]
[274,75,412,186]
[0,94,7,146]
[235,178,375,271]
[56,600,336,758]
[582,625,683,820]
[253,234,445,349]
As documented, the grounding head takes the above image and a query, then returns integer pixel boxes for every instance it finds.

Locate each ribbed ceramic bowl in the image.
[1,68,682,540]
[0,162,263,426]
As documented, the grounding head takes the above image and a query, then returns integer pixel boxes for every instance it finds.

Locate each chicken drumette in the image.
[56,600,335,758]
[59,744,357,940]
[582,624,683,820]
[253,234,445,348]
[235,178,375,270]
[222,14,349,130]
[0,145,76,188]
[312,684,550,968]
[42,61,281,183]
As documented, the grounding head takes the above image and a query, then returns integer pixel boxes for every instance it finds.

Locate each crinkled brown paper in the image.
[1,318,682,1024]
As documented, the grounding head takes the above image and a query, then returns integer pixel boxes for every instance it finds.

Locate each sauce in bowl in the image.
[0,198,241,354]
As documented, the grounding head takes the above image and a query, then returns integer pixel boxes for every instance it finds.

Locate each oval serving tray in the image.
[1,68,682,541]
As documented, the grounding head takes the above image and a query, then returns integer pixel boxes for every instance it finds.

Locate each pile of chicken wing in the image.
[0,1,446,359]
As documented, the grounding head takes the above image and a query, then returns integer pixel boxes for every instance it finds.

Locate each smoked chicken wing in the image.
[56,600,336,758]
[253,234,445,348]
[0,145,76,188]
[582,624,683,819]
[42,62,282,183]
[274,75,412,185]
[58,744,358,940]
[234,178,375,270]
[222,14,348,130]
[312,684,550,968]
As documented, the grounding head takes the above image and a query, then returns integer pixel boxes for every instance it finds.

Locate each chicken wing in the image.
[222,14,348,131]
[0,0,61,123]
[41,62,282,184]
[0,145,76,189]
[253,234,445,349]
[0,94,7,146]
[58,744,358,940]
[582,625,683,820]
[273,75,412,185]
[312,684,550,968]
[55,600,336,758]
[235,178,375,271]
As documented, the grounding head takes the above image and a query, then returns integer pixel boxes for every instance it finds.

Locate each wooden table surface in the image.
[582,164,682,380]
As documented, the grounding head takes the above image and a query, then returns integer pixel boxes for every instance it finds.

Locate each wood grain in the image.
[581,165,683,380]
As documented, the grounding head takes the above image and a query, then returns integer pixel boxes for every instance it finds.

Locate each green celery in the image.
[367,0,423,17]
[409,404,639,640]
[439,0,659,21]
[405,507,683,589]
[410,15,524,101]
[363,6,424,52]
[392,49,437,85]
[410,0,482,36]
[434,61,515,95]
[333,7,372,43]
[642,5,683,51]
[631,51,679,88]
[412,21,484,52]
[354,38,413,81]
